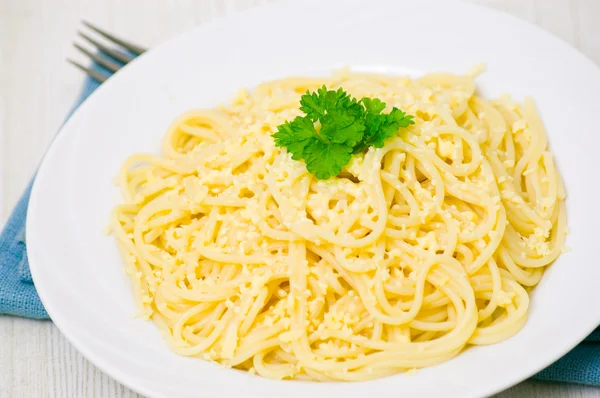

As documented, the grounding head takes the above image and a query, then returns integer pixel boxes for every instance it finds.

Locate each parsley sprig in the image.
[272,86,414,180]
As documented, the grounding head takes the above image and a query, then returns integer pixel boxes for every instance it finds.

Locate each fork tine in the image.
[78,31,135,64]
[73,43,121,73]
[82,20,147,55]
[67,59,108,83]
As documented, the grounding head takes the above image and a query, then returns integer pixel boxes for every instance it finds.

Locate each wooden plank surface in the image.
[1,0,599,396]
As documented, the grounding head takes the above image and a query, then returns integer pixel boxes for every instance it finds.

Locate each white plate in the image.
[27,0,600,397]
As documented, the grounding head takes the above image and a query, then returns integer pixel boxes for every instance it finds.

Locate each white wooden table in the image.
[1,0,599,396]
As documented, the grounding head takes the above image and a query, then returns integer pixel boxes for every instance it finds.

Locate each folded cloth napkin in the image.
[0,59,599,386]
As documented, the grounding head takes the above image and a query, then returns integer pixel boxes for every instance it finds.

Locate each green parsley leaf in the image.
[320,107,365,147]
[361,97,386,115]
[300,86,353,121]
[272,116,317,160]
[362,102,415,149]
[273,86,414,180]
[300,86,366,147]
[302,140,353,180]
[299,90,326,122]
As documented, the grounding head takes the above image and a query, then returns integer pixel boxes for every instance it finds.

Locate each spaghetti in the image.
[110,69,567,381]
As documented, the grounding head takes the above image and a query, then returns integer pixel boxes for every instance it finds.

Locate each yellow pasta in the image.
[109,68,567,381]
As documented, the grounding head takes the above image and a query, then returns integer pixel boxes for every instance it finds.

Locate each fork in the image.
[68,21,148,83]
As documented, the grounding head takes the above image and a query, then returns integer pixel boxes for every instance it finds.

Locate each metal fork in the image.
[68,21,148,83]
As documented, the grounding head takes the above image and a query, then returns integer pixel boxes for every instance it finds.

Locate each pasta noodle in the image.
[109,68,567,381]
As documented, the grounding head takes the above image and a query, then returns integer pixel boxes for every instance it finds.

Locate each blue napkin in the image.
[1,59,599,387]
